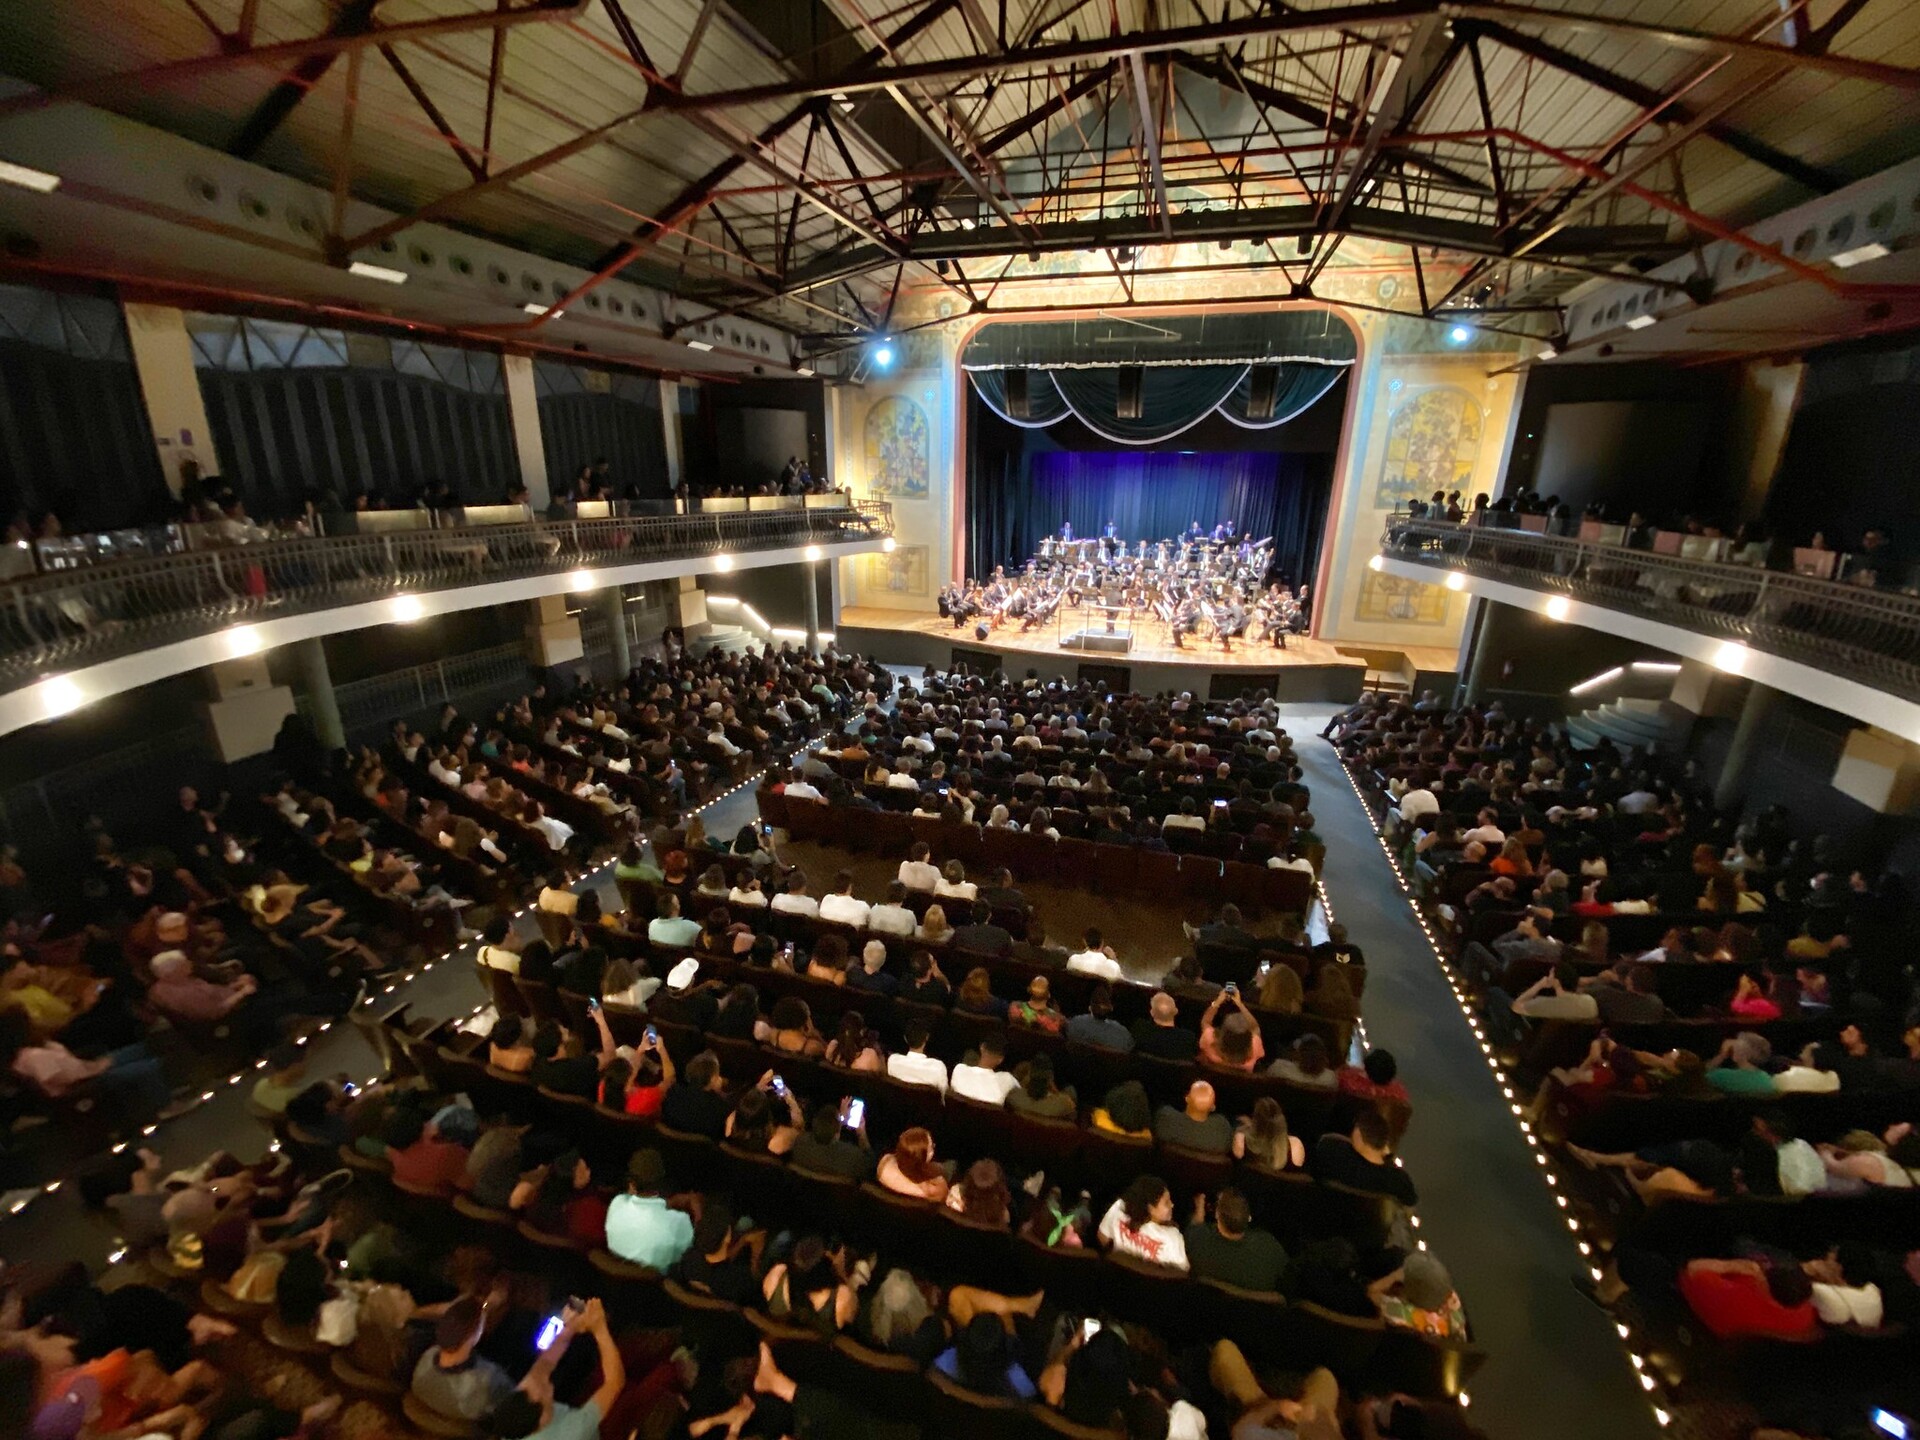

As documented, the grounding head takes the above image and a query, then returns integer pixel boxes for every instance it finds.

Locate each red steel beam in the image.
[0,0,591,118]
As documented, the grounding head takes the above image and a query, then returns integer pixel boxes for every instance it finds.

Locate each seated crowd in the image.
[1334,689,1920,1433]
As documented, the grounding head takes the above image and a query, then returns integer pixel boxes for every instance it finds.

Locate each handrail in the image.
[1378,516,1920,704]
[0,500,891,690]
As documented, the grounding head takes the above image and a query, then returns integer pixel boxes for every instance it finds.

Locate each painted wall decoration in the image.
[1373,386,1483,510]
[1354,569,1451,626]
[866,543,930,598]
[863,394,931,500]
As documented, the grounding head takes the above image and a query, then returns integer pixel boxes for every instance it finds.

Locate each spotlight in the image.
[38,675,83,718]
[1443,571,1467,591]
[1116,246,1134,264]
[882,537,898,553]
[568,569,594,592]
[713,554,734,572]
[389,594,425,623]
[872,340,895,370]
[804,545,824,562]
[224,625,264,657]
[1447,325,1472,345]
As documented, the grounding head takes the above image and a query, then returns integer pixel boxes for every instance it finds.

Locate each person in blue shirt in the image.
[487,1296,623,1440]
[602,1148,694,1270]
[935,1313,1037,1400]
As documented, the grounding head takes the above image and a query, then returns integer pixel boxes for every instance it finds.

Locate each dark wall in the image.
[1766,335,1920,563]
[710,561,830,635]
[198,352,518,515]
[297,608,526,687]
[535,361,669,499]
[1503,360,1740,523]
[683,377,827,491]
[1466,599,1675,710]
[0,285,169,531]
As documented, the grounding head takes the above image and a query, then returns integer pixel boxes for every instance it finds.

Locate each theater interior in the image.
[0,3,1918,1439]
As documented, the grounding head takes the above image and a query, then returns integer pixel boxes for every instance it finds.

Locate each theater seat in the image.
[925,1367,1028,1440]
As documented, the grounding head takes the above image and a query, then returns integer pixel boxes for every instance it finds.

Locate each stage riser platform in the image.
[836,621,1366,702]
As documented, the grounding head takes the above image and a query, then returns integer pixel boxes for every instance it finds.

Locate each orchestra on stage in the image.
[938,519,1309,652]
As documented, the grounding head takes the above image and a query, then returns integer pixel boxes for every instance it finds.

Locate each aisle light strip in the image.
[1336,755,1670,1428]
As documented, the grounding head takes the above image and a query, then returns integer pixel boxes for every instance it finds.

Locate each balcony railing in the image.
[0,500,890,688]
[1379,516,1920,704]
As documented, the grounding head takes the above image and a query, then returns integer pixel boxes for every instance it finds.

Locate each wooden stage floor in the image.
[841,605,1381,670]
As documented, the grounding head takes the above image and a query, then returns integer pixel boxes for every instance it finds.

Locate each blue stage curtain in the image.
[967,448,1331,592]
[1219,363,1347,429]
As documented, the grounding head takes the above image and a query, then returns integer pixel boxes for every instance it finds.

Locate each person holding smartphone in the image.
[790,1097,874,1180]
[488,1297,624,1440]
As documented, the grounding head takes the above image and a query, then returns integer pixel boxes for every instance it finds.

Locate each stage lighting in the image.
[872,340,895,370]
[1116,246,1134,264]
[1115,366,1144,421]
[1448,325,1472,345]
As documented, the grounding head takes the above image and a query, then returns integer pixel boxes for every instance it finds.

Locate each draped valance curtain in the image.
[967,360,1345,445]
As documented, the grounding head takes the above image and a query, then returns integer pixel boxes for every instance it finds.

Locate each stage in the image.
[836,606,1459,702]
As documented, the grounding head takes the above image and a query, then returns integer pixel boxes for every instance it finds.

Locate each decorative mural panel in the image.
[866,543,930,598]
[1372,386,1483,510]
[863,395,931,501]
[1354,569,1451,626]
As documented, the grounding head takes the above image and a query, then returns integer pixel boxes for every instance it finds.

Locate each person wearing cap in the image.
[1369,1251,1467,1339]
[604,1148,695,1270]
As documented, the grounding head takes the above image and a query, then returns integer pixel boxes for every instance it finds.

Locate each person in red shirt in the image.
[387,1111,471,1193]
[1338,1050,1412,1112]
[1677,1259,1819,1340]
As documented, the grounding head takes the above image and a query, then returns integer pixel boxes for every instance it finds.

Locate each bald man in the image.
[1155,1079,1232,1154]
[1131,990,1199,1061]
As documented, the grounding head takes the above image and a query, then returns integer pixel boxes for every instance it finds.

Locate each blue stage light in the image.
[1448,325,1471,345]
[872,340,895,370]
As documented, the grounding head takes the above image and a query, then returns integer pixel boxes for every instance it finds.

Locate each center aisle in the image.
[1285,708,1661,1440]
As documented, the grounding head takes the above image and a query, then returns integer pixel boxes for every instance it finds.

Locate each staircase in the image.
[691,622,754,657]
[1566,697,1673,753]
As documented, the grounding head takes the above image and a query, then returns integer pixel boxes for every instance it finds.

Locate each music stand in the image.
[1058,597,1133,654]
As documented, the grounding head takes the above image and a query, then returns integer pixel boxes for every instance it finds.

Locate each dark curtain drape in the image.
[967,360,1345,443]
[199,365,518,516]
[0,338,169,532]
[969,447,1331,589]
[535,361,670,497]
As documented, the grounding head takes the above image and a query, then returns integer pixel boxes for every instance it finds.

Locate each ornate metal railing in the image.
[0,500,890,688]
[1379,516,1920,704]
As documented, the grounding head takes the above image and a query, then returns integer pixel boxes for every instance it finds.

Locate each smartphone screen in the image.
[769,1074,787,1097]
[1080,1318,1101,1343]
[843,1097,866,1130]
[534,1314,566,1351]
[644,1025,659,1045]
[1213,798,1228,809]
[1874,1412,1911,1440]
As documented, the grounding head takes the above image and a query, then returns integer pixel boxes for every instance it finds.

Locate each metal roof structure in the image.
[1,0,1917,351]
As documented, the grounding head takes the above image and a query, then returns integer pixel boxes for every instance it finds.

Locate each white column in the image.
[121,302,220,494]
[502,354,550,510]
[660,378,685,497]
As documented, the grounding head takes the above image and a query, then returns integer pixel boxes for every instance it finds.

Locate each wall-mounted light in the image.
[1711,640,1748,674]
[882,537,898,553]
[1569,666,1624,695]
[1831,241,1891,269]
[1443,571,1466,591]
[568,569,594,592]
[686,339,715,352]
[524,302,565,318]
[803,545,824,562]
[224,625,264,657]
[37,675,84,719]
[712,554,734,572]
[389,594,425,623]
[1367,555,1385,572]
[1624,314,1656,331]
[1544,596,1570,622]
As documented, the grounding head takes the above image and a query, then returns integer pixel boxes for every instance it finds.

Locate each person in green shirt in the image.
[250,1041,308,1115]
[1706,1032,1780,1095]
[612,840,663,885]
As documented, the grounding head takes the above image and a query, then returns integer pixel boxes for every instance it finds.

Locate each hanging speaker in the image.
[1116,365,1144,421]
[1005,368,1032,420]
[1247,364,1280,421]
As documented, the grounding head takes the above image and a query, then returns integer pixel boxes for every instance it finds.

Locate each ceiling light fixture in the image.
[1447,325,1471,345]
[524,302,564,318]
[347,261,408,284]
[0,159,61,193]
[37,675,84,719]
[1569,666,1624,696]
[1624,314,1657,330]
[1831,241,1891,268]
[1544,596,1571,621]
[685,338,715,352]
[796,366,816,378]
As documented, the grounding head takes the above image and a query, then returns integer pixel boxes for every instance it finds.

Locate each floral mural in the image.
[866,543,929,598]
[1354,568,1451,626]
[1373,386,1482,510]
[863,395,931,501]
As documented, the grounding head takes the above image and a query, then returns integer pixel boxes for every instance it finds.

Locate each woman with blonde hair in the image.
[1256,961,1303,1014]
[917,903,953,944]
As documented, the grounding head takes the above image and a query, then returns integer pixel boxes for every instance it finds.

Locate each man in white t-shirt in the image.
[885,1019,948,1093]
[1067,927,1123,980]
[781,767,825,803]
[769,874,819,917]
[897,842,941,893]
[1398,786,1439,827]
[867,882,918,936]
[817,871,871,929]
[948,1034,1019,1106]
[1462,807,1506,846]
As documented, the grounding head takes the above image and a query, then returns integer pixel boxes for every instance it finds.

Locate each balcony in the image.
[0,499,891,734]
[1375,517,1920,734]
